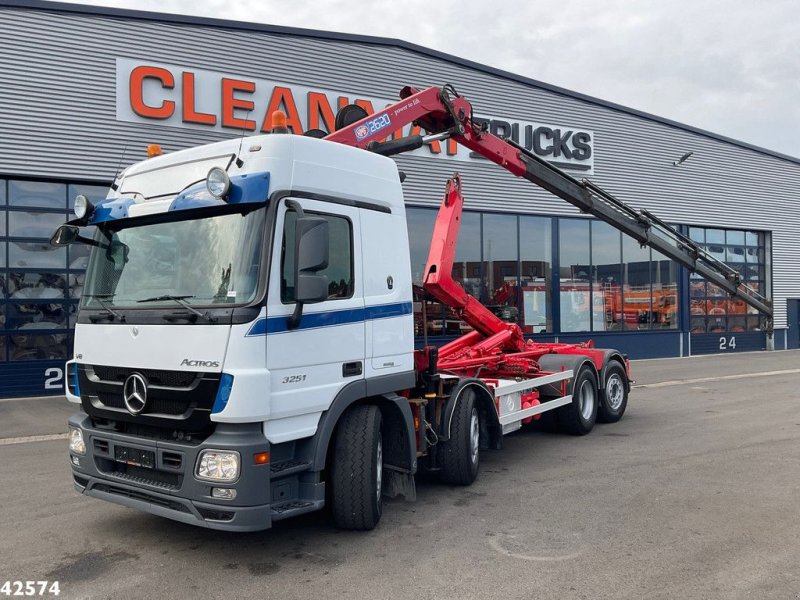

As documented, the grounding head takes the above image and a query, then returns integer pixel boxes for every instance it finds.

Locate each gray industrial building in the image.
[1,0,798,397]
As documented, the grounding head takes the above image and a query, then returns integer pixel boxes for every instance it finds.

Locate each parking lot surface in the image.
[1,351,799,599]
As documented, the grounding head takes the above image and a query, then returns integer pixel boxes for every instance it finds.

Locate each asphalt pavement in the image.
[1,350,799,599]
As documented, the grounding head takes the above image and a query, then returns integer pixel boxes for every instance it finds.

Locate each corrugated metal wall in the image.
[1,4,799,328]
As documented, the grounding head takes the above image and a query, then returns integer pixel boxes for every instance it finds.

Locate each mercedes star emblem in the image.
[123,373,148,415]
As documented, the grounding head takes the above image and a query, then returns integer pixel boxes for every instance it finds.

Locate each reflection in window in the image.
[559,219,591,332]
[9,180,66,209]
[5,272,66,300]
[0,178,6,205]
[483,214,518,325]
[8,211,66,239]
[9,333,68,361]
[520,216,551,334]
[0,336,5,361]
[621,233,652,331]
[450,212,481,335]
[405,208,447,338]
[687,226,768,331]
[591,222,621,332]
[5,303,67,331]
[651,250,678,329]
[8,242,67,269]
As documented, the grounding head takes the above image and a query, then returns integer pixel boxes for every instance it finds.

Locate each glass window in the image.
[0,178,6,205]
[8,242,66,269]
[281,210,353,302]
[687,226,769,332]
[9,332,68,361]
[688,227,704,243]
[0,336,6,362]
[405,208,447,338]
[726,230,745,245]
[621,233,651,331]
[520,216,551,334]
[8,211,66,240]
[4,303,68,331]
[452,212,481,297]
[651,250,678,329]
[483,214,518,325]
[5,272,66,300]
[68,184,109,210]
[406,208,436,286]
[559,219,591,332]
[8,180,66,209]
[591,222,621,332]
[85,209,266,308]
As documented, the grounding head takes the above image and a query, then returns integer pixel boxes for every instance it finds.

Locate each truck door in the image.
[264,198,365,438]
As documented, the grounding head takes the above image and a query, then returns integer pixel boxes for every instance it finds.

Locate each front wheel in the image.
[557,366,598,435]
[440,388,480,485]
[598,362,629,423]
[331,405,383,530]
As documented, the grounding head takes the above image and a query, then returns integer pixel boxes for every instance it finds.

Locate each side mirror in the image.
[288,216,329,329]
[50,225,80,247]
[294,217,329,303]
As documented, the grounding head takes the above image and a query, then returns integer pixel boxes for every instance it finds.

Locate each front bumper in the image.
[68,412,273,532]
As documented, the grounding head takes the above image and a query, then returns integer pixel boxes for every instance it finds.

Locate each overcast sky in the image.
[60,0,800,159]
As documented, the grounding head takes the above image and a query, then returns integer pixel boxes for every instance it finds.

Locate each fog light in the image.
[211,487,237,500]
[206,167,231,199]
[196,450,240,482]
[71,455,80,466]
[69,428,86,455]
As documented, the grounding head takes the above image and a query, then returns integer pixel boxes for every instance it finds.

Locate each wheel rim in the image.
[376,437,383,503]
[470,407,480,465]
[579,379,595,420]
[605,373,624,411]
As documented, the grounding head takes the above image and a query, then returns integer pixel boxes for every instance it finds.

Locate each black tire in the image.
[598,361,629,423]
[557,366,598,435]
[440,388,480,485]
[331,405,383,530]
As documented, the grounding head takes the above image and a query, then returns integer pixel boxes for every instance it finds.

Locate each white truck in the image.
[55,84,768,532]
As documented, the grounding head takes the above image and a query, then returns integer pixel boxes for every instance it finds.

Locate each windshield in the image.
[82,208,266,309]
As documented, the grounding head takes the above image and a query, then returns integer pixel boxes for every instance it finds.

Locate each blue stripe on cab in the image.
[245,302,412,336]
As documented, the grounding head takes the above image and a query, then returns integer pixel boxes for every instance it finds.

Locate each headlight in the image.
[73,194,94,219]
[196,450,240,482]
[206,167,231,199]
[69,428,86,455]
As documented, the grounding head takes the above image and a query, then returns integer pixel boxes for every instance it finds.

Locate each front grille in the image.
[92,365,197,388]
[96,392,193,416]
[79,365,221,435]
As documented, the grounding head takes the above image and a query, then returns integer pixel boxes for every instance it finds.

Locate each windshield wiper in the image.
[83,293,126,322]
[137,295,217,323]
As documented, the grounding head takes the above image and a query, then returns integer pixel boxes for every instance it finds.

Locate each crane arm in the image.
[324,84,772,320]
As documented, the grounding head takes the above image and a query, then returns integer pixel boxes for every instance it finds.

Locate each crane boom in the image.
[324,84,772,320]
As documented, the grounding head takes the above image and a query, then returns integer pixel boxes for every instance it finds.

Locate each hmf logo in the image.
[116,58,594,172]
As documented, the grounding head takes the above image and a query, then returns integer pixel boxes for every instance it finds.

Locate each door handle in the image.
[342,361,363,377]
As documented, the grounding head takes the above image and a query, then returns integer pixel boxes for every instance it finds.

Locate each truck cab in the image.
[61,134,415,531]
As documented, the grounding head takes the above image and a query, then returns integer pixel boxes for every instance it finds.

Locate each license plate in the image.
[114,445,155,469]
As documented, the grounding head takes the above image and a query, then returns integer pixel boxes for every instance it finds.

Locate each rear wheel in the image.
[331,405,383,530]
[557,366,598,435]
[440,388,480,485]
[598,362,628,423]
